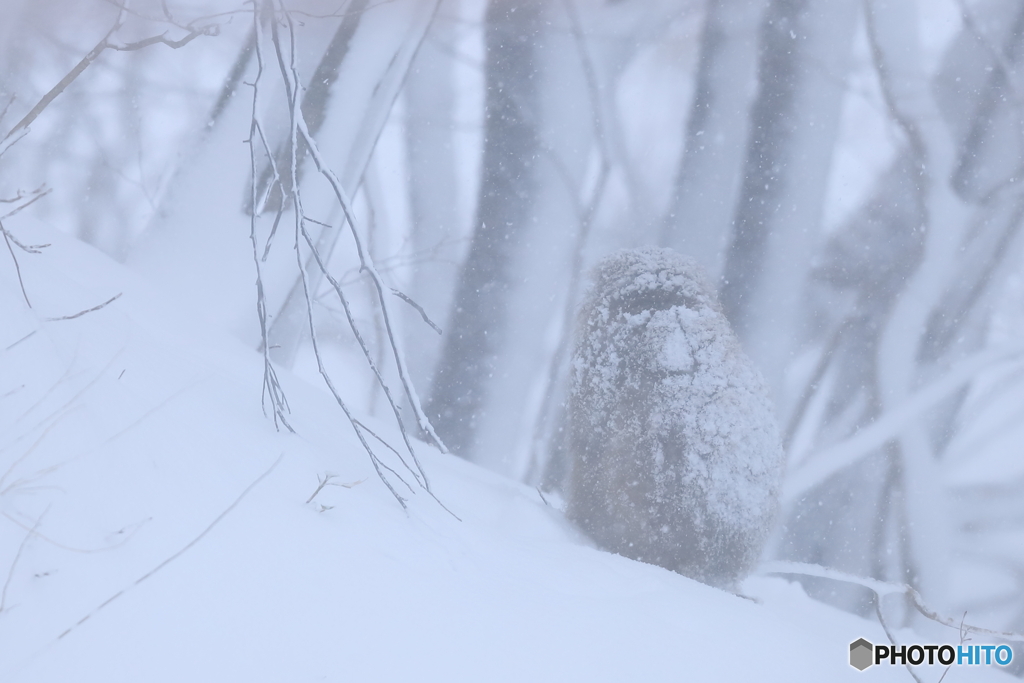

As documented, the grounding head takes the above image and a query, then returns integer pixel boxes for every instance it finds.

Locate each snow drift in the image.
[0,226,1004,682]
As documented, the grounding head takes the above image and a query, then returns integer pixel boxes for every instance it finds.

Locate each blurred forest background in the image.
[3,0,1024,660]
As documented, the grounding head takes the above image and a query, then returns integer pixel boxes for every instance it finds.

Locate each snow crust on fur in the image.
[566,247,784,587]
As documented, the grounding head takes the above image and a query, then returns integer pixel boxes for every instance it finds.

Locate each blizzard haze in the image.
[2,0,1024,680]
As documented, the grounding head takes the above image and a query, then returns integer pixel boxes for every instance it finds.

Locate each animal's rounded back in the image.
[566,247,783,587]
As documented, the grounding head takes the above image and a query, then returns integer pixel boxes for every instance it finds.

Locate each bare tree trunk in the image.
[403,0,465,392]
[435,0,663,473]
[719,0,859,398]
[660,0,768,282]
[425,0,543,458]
[452,0,692,478]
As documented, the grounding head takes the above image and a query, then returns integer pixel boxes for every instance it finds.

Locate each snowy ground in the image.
[1,228,1013,681]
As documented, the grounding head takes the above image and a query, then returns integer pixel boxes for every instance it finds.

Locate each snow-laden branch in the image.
[761,561,1024,642]
[783,344,1024,504]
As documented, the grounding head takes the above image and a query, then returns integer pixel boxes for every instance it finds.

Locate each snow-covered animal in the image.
[566,247,783,588]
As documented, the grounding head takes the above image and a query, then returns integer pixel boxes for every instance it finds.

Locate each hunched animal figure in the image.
[566,247,784,588]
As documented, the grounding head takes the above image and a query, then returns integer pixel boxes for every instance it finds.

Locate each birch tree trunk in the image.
[719,0,859,399]
[425,0,544,459]
[660,0,768,282]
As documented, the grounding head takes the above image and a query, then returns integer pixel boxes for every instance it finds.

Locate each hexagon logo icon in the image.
[850,638,874,671]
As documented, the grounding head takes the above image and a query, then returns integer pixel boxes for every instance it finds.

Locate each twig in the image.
[0,221,49,253]
[299,226,434,495]
[348,419,419,496]
[354,413,462,520]
[391,288,441,335]
[0,187,51,222]
[245,0,454,514]
[98,0,241,32]
[305,472,365,504]
[762,561,1024,641]
[352,418,410,465]
[1,4,216,150]
[260,0,445,458]
[297,225,412,507]
[57,452,284,640]
[305,472,334,504]
[352,421,462,519]
[284,3,425,484]
[310,233,468,295]
[2,222,31,307]
[246,7,293,433]
[252,118,285,259]
[936,613,971,683]
[302,215,332,230]
[44,293,122,322]
[296,102,447,462]
[874,595,926,683]
[1,8,129,147]
[271,3,412,507]
[107,26,216,52]
[4,330,36,352]
[0,509,46,613]
[1,511,143,555]
[537,487,551,507]
[0,95,14,128]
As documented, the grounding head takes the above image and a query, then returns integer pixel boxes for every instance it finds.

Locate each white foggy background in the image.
[3,0,1024,678]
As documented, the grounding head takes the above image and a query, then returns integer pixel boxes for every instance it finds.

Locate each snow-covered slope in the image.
[0,227,1007,681]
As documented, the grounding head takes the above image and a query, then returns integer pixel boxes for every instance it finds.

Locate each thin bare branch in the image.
[296,114,447,460]
[107,26,216,52]
[0,187,52,222]
[44,293,122,322]
[0,95,14,127]
[391,288,441,335]
[305,472,335,504]
[2,7,128,146]
[247,0,293,433]
[763,561,1024,642]
[2,221,32,308]
[4,330,36,352]
[0,185,45,204]
[0,508,46,613]
[0,2,216,150]
[874,596,927,683]
[57,453,284,640]
[268,3,416,505]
